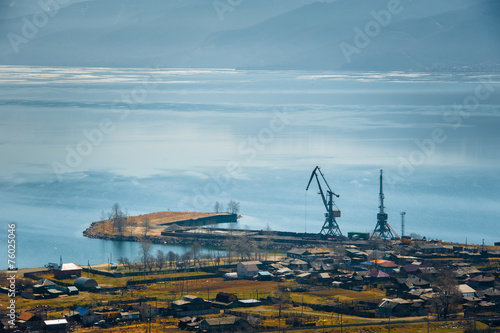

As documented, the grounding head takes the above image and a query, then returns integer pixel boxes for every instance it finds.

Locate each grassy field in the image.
[3,270,499,333]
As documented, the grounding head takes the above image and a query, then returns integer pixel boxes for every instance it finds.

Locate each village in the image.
[1,236,500,333]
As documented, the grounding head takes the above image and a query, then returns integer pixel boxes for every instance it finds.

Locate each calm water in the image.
[1,66,499,269]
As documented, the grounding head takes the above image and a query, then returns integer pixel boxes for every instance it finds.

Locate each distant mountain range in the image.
[1,0,499,70]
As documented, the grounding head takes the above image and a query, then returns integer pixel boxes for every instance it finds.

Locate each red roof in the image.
[18,312,36,321]
[380,261,398,268]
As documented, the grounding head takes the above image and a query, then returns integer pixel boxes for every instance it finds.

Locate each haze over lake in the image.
[1,66,499,269]
[1,0,499,269]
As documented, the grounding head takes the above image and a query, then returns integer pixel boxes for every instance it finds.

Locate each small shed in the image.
[67,286,79,295]
[318,273,332,285]
[43,319,68,332]
[199,316,249,332]
[74,277,98,291]
[215,292,238,304]
[257,271,272,281]
[231,299,261,308]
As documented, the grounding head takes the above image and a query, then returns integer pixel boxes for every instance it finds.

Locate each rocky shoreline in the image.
[83,222,298,251]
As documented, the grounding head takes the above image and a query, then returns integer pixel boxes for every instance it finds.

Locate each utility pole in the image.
[401,212,406,237]
[149,303,152,333]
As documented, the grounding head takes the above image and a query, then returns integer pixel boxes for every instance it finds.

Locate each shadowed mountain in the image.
[0,0,498,70]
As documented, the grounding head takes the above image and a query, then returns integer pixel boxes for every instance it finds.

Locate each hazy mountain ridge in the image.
[0,0,498,70]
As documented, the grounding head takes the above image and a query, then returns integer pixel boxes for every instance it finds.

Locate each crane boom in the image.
[305,166,342,238]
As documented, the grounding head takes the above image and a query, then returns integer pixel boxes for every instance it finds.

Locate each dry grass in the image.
[90,211,229,237]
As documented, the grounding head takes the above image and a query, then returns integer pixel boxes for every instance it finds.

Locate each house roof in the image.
[417,267,437,274]
[401,264,428,273]
[34,278,56,287]
[58,263,82,271]
[182,295,203,302]
[406,276,430,286]
[44,319,68,326]
[379,298,412,309]
[18,312,36,321]
[380,261,398,268]
[75,306,90,316]
[483,288,500,297]
[287,248,310,255]
[367,269,389,278]
[239,261,261,272]
[454,266,481,276]
[319,273,331,279]
[290,259,308,265]
[203,316,241,326]
[217,292,236,298]
[296,272,311,278]
[470,275,495,283]
[240,261,262,266]
[238,299,260,304]
[459,284,476,294]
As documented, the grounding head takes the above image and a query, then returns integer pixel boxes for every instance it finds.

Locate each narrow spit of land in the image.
[83,211,237,239]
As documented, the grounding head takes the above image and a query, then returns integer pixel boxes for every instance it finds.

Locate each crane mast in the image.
[371,169,398,241]
[306,166,342,238]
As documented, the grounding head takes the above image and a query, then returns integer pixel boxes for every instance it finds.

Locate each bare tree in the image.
[156,250,166,272]
[261,224,274,260]
[181,252,192,267]
[145,254,155,272]
[191,241,201,266]
[431,270,462,319]
[167,251,177,267]
[367,250,384,261]
[235,236,252,261]
[138,238,153,271]
[214,201,223,213]
[223,236,238,264]
[410,233,424,240]
[227,200,240,215]
[118,257,133,271]
[108,203,126,234]
[143,218,150,237]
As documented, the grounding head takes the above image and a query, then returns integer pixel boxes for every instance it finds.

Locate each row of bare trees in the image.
[214,200,240,214]
[117,240,224,273]
[100,203,128,235]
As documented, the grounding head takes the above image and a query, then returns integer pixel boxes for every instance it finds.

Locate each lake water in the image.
[1,66,499,269]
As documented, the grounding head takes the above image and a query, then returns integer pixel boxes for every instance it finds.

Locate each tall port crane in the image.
[306,166,343,237]
[371,169,399,241]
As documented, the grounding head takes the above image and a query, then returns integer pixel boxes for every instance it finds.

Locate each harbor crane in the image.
[371,169,399,241]
[306,166,343,237]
